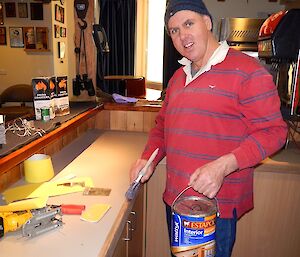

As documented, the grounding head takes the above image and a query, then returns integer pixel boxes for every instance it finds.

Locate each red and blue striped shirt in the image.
[142,48,287,218]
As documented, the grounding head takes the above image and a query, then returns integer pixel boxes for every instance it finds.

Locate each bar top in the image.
[0,101,102,158]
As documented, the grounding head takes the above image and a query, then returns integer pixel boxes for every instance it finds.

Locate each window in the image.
[146,0,166,83]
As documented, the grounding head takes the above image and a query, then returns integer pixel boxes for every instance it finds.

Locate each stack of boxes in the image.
[32,76,70,121]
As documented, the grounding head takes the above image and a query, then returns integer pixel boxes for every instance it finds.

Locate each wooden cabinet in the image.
[145,162,170,257]
[113,187,145,257]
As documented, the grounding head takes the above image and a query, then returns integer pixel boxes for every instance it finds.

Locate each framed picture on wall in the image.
[9,27,24,48]
[54,24,60,38]
[23,27,35,49]
[30,3,43,20]
[58,41,65,58]
[0,26,6,45]
[60,27,66,37]
[55,4,64,23]
[0,3,4,25]
[18,3,28,18]
[36,27,48,50]
[5,2,16,17]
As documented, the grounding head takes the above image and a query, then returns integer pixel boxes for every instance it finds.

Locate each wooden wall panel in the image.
[110,111,127,131]
[0,165,22,193]
[95,110,110,129]
[145,163,170,257]
[232,172,300,257]
[126,111,144,132]
[103,110,157,132]
[143,112,157,132]
[43,138,63,156]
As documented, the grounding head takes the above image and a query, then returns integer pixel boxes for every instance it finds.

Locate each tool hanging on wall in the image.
[73,0,95,96]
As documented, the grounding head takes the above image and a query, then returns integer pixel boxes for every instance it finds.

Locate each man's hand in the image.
[129,159,155,183]
[189,153,238,199]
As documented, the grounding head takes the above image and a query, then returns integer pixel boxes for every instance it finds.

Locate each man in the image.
[129,0,287,256]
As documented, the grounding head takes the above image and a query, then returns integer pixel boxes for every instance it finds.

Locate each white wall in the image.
[0,0,74,95]
[0,1,53,92]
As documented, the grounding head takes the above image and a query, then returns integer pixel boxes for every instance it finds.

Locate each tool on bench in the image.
[57,181,85,187]
[125,148,159,200]
[83,187,111,196]
[0,206,62,238]
[0,210,33,238]
[0,204,85,238]
[22,206,63,238]
[50,204,86,215]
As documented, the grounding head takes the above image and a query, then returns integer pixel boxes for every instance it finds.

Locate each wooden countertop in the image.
[0,130,148,257]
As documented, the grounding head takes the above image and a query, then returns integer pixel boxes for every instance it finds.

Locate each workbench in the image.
[0,130,148,257]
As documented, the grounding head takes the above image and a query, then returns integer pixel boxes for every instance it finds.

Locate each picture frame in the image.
[0,26,6,45]
[30,3,43,20]
[60,27,66,37]
[23,27,35,49]
[58,41,65,58]
[5,2,16,17]
[36,27,48,50]
[9,27,24,48]
[18,2,28,18]
[0,3,4,25]
[54,24,60,38]
[55,4,64,23]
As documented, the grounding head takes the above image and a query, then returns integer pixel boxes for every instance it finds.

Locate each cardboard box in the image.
[32,77,56,120]
[55,76,70,116]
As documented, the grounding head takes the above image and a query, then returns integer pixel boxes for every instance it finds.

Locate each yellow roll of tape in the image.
[24,154,54,183]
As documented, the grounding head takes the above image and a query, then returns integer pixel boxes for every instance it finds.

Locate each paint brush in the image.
[125,148,159,200]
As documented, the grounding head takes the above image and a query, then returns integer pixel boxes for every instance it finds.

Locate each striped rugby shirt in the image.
[141,43,287,218]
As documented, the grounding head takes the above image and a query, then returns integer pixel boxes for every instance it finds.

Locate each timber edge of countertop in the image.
[256,146,300,175]
[103,100,162,112]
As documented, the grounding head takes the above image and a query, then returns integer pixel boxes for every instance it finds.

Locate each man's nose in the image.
[179,29,188,40]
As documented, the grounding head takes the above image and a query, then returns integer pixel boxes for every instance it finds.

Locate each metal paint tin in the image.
[171,196,218,257]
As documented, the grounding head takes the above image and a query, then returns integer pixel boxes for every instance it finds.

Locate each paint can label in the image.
[171,196,217,257]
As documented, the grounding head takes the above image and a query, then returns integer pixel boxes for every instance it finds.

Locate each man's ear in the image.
[203,15,212,31]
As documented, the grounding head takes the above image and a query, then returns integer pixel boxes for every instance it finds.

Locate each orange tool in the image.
[51,204,86,215]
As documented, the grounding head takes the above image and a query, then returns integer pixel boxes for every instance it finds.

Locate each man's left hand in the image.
[188,153,238,198]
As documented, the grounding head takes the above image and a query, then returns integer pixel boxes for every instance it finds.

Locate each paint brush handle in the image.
[135,148,159,182]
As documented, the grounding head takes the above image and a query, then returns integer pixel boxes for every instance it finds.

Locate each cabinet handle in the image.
[123,220,132,241]
[130,211,136,231]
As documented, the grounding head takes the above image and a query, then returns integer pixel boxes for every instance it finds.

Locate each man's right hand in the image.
[129,159,155,183]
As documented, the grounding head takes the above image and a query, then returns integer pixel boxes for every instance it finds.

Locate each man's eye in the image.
[169,28,177,34]
[185,21,193,27]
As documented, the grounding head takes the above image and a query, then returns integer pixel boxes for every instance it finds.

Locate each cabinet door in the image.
[128,187,145,257]
[113,186,145,257]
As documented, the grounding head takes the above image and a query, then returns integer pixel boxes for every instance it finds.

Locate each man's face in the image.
[167,10,212,67]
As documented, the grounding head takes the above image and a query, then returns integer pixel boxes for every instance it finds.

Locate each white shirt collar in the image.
[178,41,229,86]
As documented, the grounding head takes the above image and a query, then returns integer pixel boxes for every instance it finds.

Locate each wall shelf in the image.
[24,49,51,52]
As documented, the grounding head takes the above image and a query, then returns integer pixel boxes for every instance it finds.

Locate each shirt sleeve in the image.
[140,86,171,166]
[232,69,288,169]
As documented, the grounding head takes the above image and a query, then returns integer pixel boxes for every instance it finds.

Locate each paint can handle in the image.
[171,185,220,217]
[171,186,192,209]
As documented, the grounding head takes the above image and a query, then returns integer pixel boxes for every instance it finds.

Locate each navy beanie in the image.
[164,0,213,28]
